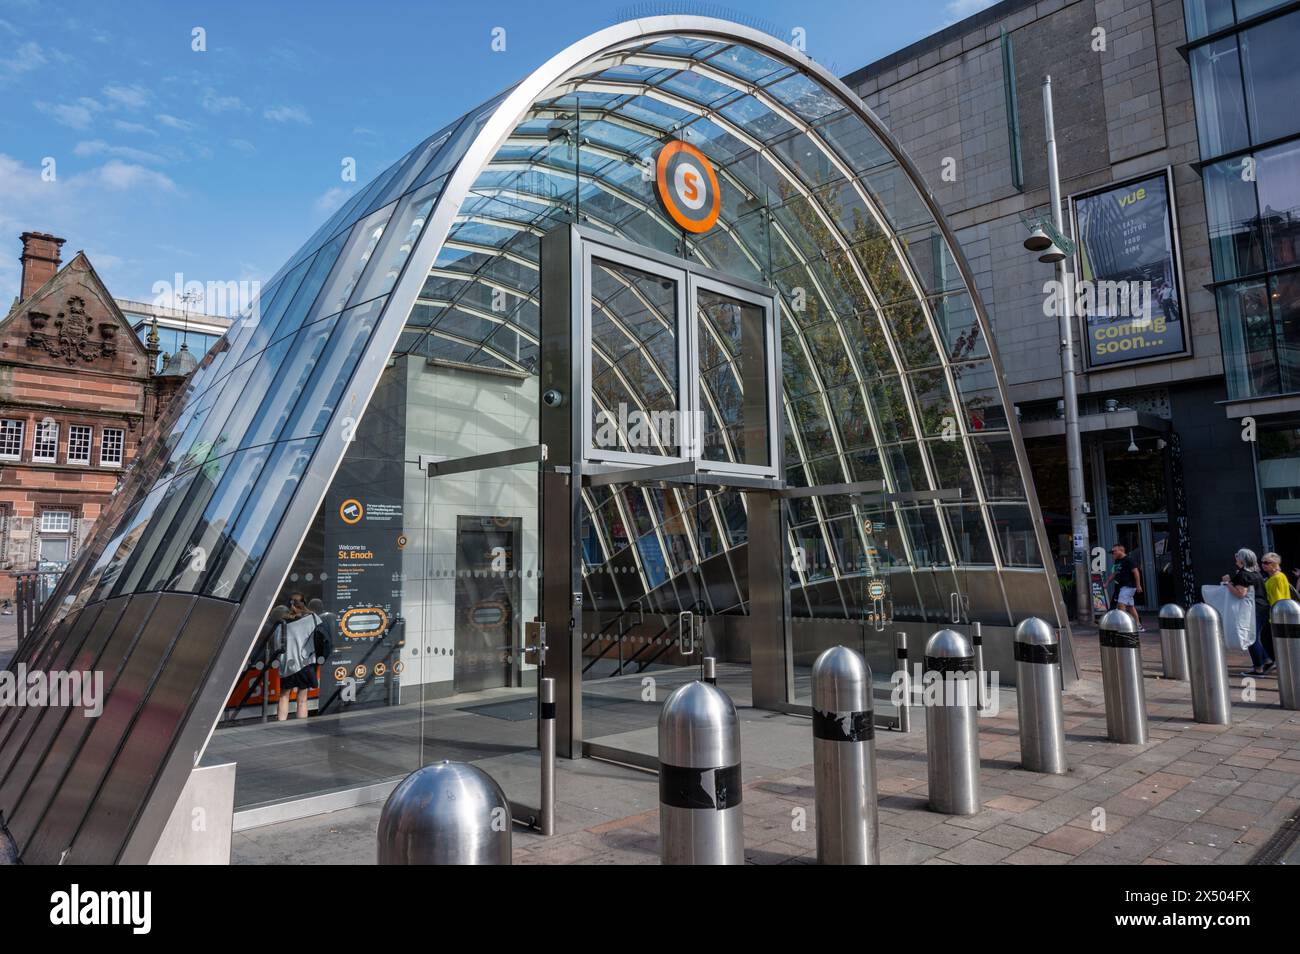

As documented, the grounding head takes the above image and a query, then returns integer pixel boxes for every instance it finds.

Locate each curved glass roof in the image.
[39,17,1059,632]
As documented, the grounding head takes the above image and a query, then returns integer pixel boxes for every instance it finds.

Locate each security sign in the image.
[655,140,721,234]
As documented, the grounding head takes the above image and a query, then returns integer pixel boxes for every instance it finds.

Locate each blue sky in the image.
[0,0,996,310]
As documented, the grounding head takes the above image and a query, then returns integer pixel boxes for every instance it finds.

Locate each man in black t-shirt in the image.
[1105,543,1143,631]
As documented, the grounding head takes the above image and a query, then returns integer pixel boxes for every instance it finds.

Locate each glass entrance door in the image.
[1109,519,1166,612]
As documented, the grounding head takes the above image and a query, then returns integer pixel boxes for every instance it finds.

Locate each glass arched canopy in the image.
[5,17,1069,861]
[52,19,1059,626]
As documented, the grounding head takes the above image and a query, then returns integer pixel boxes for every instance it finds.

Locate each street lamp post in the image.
[1026,75,1093,624]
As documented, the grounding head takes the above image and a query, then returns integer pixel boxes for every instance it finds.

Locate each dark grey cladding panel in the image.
[0,599,128,816]
[16,593,236,864]
[68,596,238,864]
[5,595,158,849]
[0,603,104,788]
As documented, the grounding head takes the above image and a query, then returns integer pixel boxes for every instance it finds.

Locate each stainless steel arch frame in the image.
[0,16,1072,863]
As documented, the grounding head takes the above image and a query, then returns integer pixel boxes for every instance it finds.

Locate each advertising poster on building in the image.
[319,456,406,712]
[1072,170,1187,369]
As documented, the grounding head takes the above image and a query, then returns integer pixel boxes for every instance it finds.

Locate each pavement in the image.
[231,611,1300,865]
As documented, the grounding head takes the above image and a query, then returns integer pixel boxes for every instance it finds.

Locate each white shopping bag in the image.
[1200,583,1256,651]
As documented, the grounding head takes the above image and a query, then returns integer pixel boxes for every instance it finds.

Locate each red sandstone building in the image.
[0,231,214,600]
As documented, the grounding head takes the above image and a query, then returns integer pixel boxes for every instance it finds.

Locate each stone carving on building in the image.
[27,296,117,363]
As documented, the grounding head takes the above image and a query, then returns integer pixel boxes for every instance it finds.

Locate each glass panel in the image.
[1258,424,1300,517]
[1217,278,1277,398]
[1183,0,1235,39]
[1256,140,1300,273]
[1240,11,1300,145]
[1204,157,1265,281]
[589,257,681,457]
[1190,36,1248,158]
[696,286,770,468]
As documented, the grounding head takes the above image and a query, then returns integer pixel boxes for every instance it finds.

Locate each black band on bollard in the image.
[924,655,974,673]
[812,708,875,742]
[971,632,983,645]
[1159,617,1185,630]
[1273,623,1300,639]
[540,701,556,720]
[896,647,908,660]
[1099,628,1141,648]
[1014,642,1060,664]
[659,763,743,811]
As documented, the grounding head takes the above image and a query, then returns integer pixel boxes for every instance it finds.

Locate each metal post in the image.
[1098,609,1148,743]
[702,656,717,685]
[811,646,879,864]
[377,761,512,864]
[1044,75,1092,625]
[1013,617,1067,774]
[1158,603,1190,681]
[1272,599,1300,710]
[924,629,981,815]
[971,620,987,711]
[658,680,743,864]
[539,677,556,836]
[1185,603,1231,726]
[895,632,911,733]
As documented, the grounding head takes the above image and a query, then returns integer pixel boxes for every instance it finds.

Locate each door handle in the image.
[678,610,695,655]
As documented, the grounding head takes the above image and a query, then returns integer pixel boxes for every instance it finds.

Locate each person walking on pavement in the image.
[1260,552,1288,672]
[1106,543,1143,632]
[1223,548,1273,676]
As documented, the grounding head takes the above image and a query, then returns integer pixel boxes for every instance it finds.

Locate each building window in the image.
[68,425,92,465]
[38,509,73,565]
[32,420,58,463]
[1188,9,1300,159]
[0,419,24,460]
[101,427,125,467]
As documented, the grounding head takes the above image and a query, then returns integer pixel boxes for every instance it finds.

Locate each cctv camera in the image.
[542,389,564,408]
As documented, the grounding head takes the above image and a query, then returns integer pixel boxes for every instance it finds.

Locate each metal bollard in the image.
[1273,599,1300,710]
[1158,604,1190,681]
[1098,609,1148,744]
[971,621,987,711]
[1185,603,1232,726]
[658,680,743,864]
[539,677,556,836]
[702,656,717,685]
[924,629,981,815]
[811,646,879,864]
[895,632,911,733]
[377,761,512,864]
[1014,617,1067,774]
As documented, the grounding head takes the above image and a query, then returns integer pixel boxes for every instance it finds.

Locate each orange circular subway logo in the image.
[655,140,720,234]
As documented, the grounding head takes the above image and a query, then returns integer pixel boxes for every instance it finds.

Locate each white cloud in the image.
[102,83,150,110]
[156,113,195,132]
[113,118,157,136]
[229,138,256,153]
[263,104,311,125]
[313,186,351,215]
[944,0,997,24]
[36,96,103,129]
[95,160,176,193]
[74,139,168,165]
[2,40,45,77]
[202,88,245,113]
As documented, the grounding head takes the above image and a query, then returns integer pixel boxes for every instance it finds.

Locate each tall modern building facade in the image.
[845,0,1299,613]
[0,16,1073,863]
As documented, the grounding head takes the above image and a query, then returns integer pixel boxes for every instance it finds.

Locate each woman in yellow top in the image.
[1261,553,1289,674]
